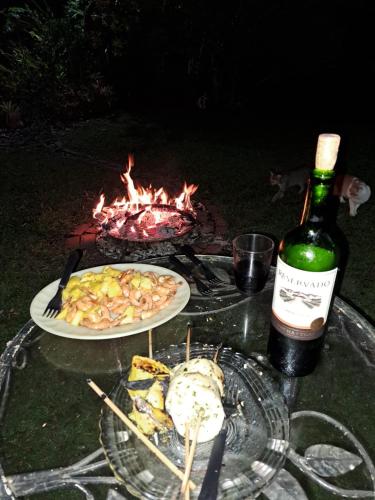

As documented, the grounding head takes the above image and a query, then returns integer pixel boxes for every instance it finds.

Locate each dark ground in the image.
[2,111,374,349]
[1,111,375,500]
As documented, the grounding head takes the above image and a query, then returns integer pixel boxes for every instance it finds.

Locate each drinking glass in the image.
[233,233,274,294]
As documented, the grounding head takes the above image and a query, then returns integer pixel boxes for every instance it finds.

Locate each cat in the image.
[334,174,371,216]
[270,166,310,203]
[270,168,371,216]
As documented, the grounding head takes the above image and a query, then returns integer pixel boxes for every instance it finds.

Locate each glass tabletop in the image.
[0,255,374,499]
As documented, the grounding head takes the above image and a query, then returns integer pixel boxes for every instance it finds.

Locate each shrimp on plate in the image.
[56,267,181,330]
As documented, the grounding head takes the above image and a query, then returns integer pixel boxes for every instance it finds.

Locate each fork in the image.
[43,249,83,318]
[198,381,240,500]
[169,255,213,296]
[179,245,226,286]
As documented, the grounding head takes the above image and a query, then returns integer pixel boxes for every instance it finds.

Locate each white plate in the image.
[30,264,190,340]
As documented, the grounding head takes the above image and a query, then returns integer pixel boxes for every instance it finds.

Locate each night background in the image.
[1,3,375,498]
[1,0,375,121]
[1,0,375,349]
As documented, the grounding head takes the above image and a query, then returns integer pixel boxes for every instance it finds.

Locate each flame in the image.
[93,154,198,225]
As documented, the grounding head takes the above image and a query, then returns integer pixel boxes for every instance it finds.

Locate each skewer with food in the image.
[55,266,180,330]
[125,354,225,444]
[93,344,289,499]
[126,355,173,435]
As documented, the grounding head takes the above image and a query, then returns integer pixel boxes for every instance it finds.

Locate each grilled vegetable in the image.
[145,380,165,410]
[121,379,156,391]
[126,355,172,435]
[128,355,170,380]
[128,396,173,435]
[127,355,170,400]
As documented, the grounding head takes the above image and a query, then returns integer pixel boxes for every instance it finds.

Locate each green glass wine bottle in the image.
[267,133,343,377]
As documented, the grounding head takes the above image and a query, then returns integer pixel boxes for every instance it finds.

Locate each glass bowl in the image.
[100,342,289,499]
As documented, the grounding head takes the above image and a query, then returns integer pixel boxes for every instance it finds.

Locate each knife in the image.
[198,428,227,500]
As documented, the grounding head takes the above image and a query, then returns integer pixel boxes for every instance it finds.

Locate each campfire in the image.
[93,154,198,242]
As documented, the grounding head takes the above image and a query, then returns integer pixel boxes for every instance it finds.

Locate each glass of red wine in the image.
[233,233,274,294]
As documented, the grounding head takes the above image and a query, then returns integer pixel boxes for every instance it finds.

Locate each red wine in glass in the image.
[234,259,268,294]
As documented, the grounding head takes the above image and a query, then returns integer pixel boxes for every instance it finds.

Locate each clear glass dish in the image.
[100,343,289,499]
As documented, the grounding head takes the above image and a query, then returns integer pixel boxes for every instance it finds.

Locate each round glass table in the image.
[0,256,374,500]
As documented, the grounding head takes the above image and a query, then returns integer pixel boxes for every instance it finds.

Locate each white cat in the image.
[334,174,371,216]
[270,168,371,216]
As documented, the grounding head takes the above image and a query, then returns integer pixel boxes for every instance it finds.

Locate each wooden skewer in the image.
[181,413,202,494]
[186,324,191,362]
[213,342,223,364]
[184,422,190,466]
[184,422,190,500]
[148,328,153,359]
[87,379,196,491]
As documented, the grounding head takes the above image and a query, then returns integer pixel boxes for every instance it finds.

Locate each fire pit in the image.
[93,154,198,243]
[100,204,196,242]
[65,154,229,261]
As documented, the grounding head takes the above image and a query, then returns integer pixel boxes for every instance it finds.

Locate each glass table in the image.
[0,256,374,499]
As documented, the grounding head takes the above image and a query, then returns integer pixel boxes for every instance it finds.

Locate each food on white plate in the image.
[55,266,180,330]
[166,359,225,443]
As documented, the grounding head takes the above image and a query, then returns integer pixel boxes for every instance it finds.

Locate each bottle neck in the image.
[300,169,335,225]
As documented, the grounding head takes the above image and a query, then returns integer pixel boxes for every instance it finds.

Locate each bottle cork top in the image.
[315,133,341,170]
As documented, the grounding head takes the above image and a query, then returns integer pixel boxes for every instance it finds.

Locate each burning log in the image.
[93,155,198,242]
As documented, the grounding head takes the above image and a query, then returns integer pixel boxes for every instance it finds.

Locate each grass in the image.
[1,113,374,346]
[0,112,374,498]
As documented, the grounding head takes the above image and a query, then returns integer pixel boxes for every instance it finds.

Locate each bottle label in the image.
[271,256,337,341]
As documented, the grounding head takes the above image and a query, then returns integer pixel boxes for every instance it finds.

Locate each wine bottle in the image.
[267,133,342,377]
